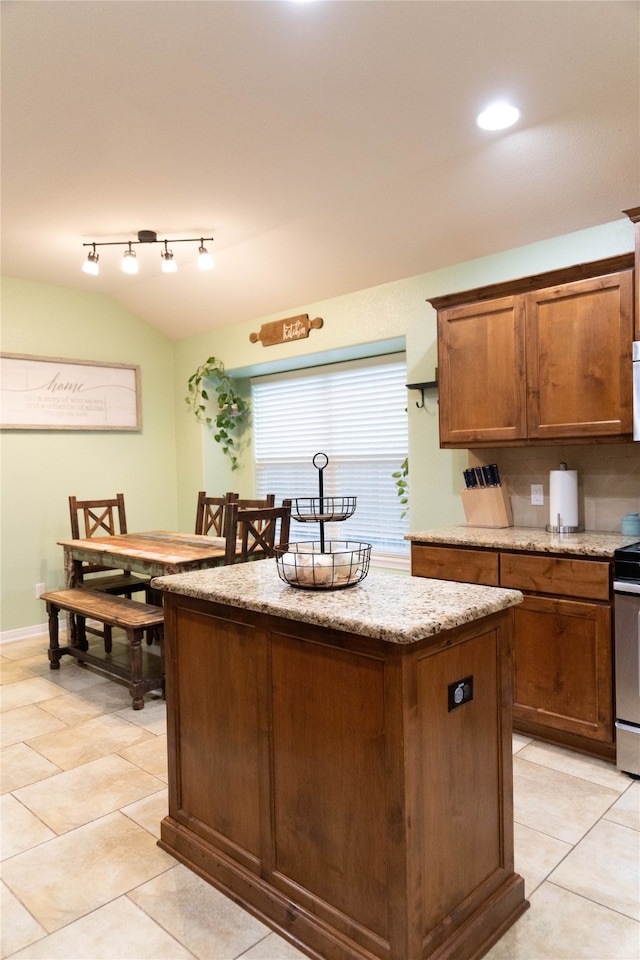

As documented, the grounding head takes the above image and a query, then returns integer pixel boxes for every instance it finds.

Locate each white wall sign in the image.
[0,353,141,430]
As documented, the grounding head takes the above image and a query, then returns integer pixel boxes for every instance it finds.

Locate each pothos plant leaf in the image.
[393,456,409,518]
[185,357,249,470]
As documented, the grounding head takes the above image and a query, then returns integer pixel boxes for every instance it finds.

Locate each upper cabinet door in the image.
[438,295,527,446]
[525,270,634,439]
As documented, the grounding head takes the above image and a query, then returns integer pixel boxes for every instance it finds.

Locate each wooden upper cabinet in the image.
[437,296,527,445]
[430,254,635,448]
[525,271,634,439]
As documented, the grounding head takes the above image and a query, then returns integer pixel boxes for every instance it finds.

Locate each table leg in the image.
[63,548,83,643]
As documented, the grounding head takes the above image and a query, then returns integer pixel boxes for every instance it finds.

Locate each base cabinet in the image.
[411,543,615,760]
[512,595,612,745]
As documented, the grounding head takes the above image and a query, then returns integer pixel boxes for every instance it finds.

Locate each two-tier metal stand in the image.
[275,453,371,589]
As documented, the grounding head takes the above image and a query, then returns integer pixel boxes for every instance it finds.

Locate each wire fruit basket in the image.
[276,540,371,589]
[277,453,371,590]
[289,496,357,523]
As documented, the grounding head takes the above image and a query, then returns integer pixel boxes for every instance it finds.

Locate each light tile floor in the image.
[1,633,638,960]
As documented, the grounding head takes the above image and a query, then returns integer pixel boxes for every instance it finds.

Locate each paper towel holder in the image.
[545,518,584,534]
[545,461,584,534]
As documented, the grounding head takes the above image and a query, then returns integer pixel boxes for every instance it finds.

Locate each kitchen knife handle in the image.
[488,463,501,486]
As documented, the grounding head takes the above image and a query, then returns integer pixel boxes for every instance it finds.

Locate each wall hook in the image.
[406,381,439,409]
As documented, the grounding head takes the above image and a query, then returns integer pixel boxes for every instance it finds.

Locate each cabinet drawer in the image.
[500,553,610,601]
[411,545,499,586]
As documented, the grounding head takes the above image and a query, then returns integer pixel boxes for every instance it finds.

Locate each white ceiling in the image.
[2,0,639,340]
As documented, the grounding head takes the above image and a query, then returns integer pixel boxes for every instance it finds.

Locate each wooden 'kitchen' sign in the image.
[250,314,323,347]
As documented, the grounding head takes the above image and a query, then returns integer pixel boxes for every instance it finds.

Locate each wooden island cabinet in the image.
[430,254,634,448]
[410,530,625,762]
[153,562,527,960]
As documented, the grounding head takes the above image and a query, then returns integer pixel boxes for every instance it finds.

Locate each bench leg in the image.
[128,627,145,710]
[46,602,62,670]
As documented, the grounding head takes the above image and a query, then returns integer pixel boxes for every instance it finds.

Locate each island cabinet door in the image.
[269,632,391,951]
[163,599,266,870]
[414,620,519,956]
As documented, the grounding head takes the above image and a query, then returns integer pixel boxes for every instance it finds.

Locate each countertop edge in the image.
[406,526,637,557]
[152,563,523,645]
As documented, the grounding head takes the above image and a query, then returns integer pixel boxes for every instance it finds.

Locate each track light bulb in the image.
[122,244,138,274]
[82,247,99,276]
[161,243,177,273]
[198,243,214,271]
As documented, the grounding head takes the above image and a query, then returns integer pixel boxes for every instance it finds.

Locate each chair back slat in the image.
[69,494,128,537]
[224,501,291,564]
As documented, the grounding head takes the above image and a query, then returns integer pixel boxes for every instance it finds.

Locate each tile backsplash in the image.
[469,444,640,533]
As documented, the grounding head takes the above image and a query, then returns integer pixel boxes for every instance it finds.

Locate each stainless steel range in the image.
[613,542,640,778]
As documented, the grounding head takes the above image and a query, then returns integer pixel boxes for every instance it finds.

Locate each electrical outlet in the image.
[35,582,45,598]
[530,484,544,506]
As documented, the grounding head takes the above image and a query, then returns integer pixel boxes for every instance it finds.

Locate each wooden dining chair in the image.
[68,494,151,651]
[224,501,291,565]
[194,491,238,537]
[195,492,275,537]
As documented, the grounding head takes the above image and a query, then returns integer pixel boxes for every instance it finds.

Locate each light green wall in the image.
[0,278,177,633]
[1,216,634,634]
[174,217,635,534]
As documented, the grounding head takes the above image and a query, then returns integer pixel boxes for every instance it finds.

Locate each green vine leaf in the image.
[185,356,249,470]
[393,456,409,518]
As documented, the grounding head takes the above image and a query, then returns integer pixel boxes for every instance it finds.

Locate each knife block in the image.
[461,486,513,528]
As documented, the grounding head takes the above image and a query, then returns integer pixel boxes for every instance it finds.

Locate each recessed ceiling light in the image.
[477,102,520,131]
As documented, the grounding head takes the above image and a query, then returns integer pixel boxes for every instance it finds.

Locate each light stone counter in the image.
[152,559,522,644]
[406,525,638,558]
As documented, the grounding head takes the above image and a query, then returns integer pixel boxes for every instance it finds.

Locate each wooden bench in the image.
[42,588,165,710]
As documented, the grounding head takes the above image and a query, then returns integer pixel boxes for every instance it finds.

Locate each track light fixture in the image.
[122,242,138,274]
[81,230,214,275]
[161,240,177,273]
[82,243,100,275]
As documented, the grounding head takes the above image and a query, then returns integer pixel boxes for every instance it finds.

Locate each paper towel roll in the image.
[549,469,578,529]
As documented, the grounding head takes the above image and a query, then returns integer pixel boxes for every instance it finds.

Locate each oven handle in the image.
[615,720,640,734]
[614,580,640,596]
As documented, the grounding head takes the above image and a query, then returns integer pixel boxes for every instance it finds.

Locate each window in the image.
[252,354,409,564]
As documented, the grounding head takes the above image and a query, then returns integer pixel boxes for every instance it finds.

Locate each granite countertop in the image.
[406,526,638,558]
[152,560,522,645]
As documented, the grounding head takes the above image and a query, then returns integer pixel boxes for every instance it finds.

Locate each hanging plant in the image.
[392,456,409,518]
[185,357,249,470]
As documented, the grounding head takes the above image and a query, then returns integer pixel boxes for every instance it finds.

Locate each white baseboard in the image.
[0,619,103,645]
[1,623,48,644]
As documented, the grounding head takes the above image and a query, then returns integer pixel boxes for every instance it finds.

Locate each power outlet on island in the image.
[448,675,474,712]
[530,484,544,506]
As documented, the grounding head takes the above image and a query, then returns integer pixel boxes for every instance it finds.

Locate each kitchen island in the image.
[152,561,527,960]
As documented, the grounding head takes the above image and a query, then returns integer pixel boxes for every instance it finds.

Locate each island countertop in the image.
[152,559,522,644]
[406,525,637,558]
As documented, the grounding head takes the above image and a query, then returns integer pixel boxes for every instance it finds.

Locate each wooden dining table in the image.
[58,530,229,588]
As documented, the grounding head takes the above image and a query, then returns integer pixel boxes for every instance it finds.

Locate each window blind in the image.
[251,355,409,561]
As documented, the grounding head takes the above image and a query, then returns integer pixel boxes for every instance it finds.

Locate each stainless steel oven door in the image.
[614,580,640,777]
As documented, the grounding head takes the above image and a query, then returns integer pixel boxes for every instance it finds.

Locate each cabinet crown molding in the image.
[427,253,633,311]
